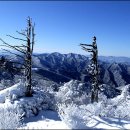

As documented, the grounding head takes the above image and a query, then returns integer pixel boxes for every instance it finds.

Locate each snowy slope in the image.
[19,110,130,129]
[0,81,129,129]
[87,116,130,129]
[0,82,25,103]
[20,110,70,129]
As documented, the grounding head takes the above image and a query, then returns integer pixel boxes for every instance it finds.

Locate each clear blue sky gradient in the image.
[0,1,130,56]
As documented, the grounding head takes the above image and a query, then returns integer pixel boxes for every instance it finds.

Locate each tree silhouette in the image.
[80,36,99,103]
[0,17,35,97]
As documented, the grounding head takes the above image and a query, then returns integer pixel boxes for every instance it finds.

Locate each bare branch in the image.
[16,31,30,40]
[0,44,26,53]
[80,43,93,47]
[81,46,91,52]
[1,48,25,59]
[7,35,27,42]
[16,31,27,37]
[14,46,26,53]
[0,38,26,54]
[21,44,28,48]
[9,61,26,67]
[0,45,10,48]
[13,45,26,48]
[12,46,26,53]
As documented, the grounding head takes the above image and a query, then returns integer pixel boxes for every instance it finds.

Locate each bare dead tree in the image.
[0,17,35,97]
[24,17,35,96]
[80,36,99,103]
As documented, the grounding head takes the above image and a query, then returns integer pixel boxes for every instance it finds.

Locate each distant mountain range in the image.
[1,52,130,88]
[0,52,130,98]
[99,56,130,64]
[30,52,130,87]
[33,52,130,64]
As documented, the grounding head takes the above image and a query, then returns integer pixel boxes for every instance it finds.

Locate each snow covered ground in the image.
[0,81,129,129]
[20,110,130,129]
[20,110,70,129]
[87,116,130,129]
[0,82,26,103]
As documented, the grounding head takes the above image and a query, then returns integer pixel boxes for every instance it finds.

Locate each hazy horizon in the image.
[1,49,130,58]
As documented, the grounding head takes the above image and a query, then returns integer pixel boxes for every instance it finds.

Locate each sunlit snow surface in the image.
[0,82,129,129]
[87,116,130,129]
[21,110,70,129]
[20,110,130,130]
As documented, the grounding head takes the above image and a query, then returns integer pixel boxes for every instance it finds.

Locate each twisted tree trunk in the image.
[80,36,99,103]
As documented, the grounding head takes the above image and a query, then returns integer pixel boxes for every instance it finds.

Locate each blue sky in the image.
[0,1,130,57]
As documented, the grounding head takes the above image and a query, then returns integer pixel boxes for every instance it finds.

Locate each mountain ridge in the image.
[1,52,130,88]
